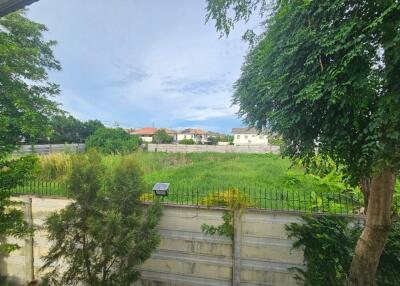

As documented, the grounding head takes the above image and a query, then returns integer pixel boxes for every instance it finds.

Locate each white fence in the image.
[147,144,280,154]
[15,144,85,155]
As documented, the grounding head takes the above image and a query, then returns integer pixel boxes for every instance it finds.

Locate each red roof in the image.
[129,127,158,135]
[129,127,177,136]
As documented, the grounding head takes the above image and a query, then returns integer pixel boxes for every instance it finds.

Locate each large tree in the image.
[206,0,400,285]
[0,11,60,255]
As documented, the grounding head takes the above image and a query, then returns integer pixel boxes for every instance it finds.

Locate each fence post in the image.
[24,196,34,284]
[232,210,242,286]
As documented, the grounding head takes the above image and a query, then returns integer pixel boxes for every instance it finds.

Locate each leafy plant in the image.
[201,189,252,239]
[41,150,162,286]
[286,216,400,286]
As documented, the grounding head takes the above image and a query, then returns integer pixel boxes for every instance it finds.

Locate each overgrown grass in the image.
[11,151,399,214]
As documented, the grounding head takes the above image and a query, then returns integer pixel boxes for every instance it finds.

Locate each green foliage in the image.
[41,150,162,286]
[208,0,400,182]
[286,216,400,286]
[0,11,60,255]
[0,11,61,156]
[201,189,251,240]
[85,128,142,154]
[208,135,233,145]
[33,115,104,144]
[201,211,234,240]
[0,156,37,254]
[152,129,173,144]
[178,138,196,145]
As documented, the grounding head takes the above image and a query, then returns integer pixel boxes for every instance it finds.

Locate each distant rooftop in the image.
[128,127,177,135]
[231,127,263,135]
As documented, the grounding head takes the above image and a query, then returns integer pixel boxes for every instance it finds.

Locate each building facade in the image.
[232,128,269,146]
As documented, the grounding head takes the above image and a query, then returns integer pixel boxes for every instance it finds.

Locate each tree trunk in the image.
[360,176,371,213]
[349,168,396,286]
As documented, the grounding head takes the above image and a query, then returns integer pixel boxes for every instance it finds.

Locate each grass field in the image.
[10,151,399,214]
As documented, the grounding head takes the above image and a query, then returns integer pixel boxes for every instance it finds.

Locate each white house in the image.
[231,128,269,146]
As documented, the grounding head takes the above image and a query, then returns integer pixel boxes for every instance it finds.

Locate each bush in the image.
[201,188,254,208]
[41,150,162,285]
[85,127,141,154]
[178,138,195,145]
[286,216,400,286]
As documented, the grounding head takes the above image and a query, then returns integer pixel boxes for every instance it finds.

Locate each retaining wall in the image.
[1,197,303,286]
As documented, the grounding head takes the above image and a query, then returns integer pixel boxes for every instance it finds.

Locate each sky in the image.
[26,0,257,133]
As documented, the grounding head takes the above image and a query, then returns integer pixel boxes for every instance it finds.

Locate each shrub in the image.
[85,128,142,154]
[201,188,254,208]
[286,216,400,286]
[41,150,162,286]
[178,139,195,145]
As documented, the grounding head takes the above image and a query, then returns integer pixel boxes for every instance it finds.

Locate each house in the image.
[176,128,208,144]
[231,127,269,146]
[128,127,177,142]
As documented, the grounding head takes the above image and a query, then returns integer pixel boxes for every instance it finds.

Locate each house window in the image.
[259,135,263,139]
[244,135,248,139]
[252,135,255,137]
[237,135,240,139]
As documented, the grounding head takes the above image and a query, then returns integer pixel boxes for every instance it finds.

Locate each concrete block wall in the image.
[0,197,303,286]
[147,144,280,154]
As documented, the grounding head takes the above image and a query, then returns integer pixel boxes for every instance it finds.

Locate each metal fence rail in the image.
[11,181,400,216]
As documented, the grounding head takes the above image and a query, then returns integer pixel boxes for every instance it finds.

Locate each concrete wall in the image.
[148,144,280,154]
[15,144,85,155]
[1,197,303,286]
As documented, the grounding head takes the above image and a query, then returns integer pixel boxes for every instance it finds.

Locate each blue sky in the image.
[26,0,256,133]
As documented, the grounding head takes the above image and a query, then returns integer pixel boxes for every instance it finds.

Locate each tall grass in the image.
[38,153,71,182]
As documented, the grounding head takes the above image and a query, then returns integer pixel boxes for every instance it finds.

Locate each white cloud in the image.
[26,0,258,131]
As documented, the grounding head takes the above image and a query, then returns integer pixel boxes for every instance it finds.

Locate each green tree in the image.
[41,151,162,286]
[152,129,173,144]
[48,115,84,143]
[0,11,60,255]
[206,1,400,285]
[31,115,105,144]
[82,119,105,140]
[85,128,142,154]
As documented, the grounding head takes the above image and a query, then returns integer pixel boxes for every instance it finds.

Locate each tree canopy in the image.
[206,0,400,284]
[0,11,61,155]
[0,11,61,256]
[85,128,142,154]
[226,0,399,182]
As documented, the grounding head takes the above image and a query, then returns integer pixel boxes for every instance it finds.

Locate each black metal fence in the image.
[9,181,400,216]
